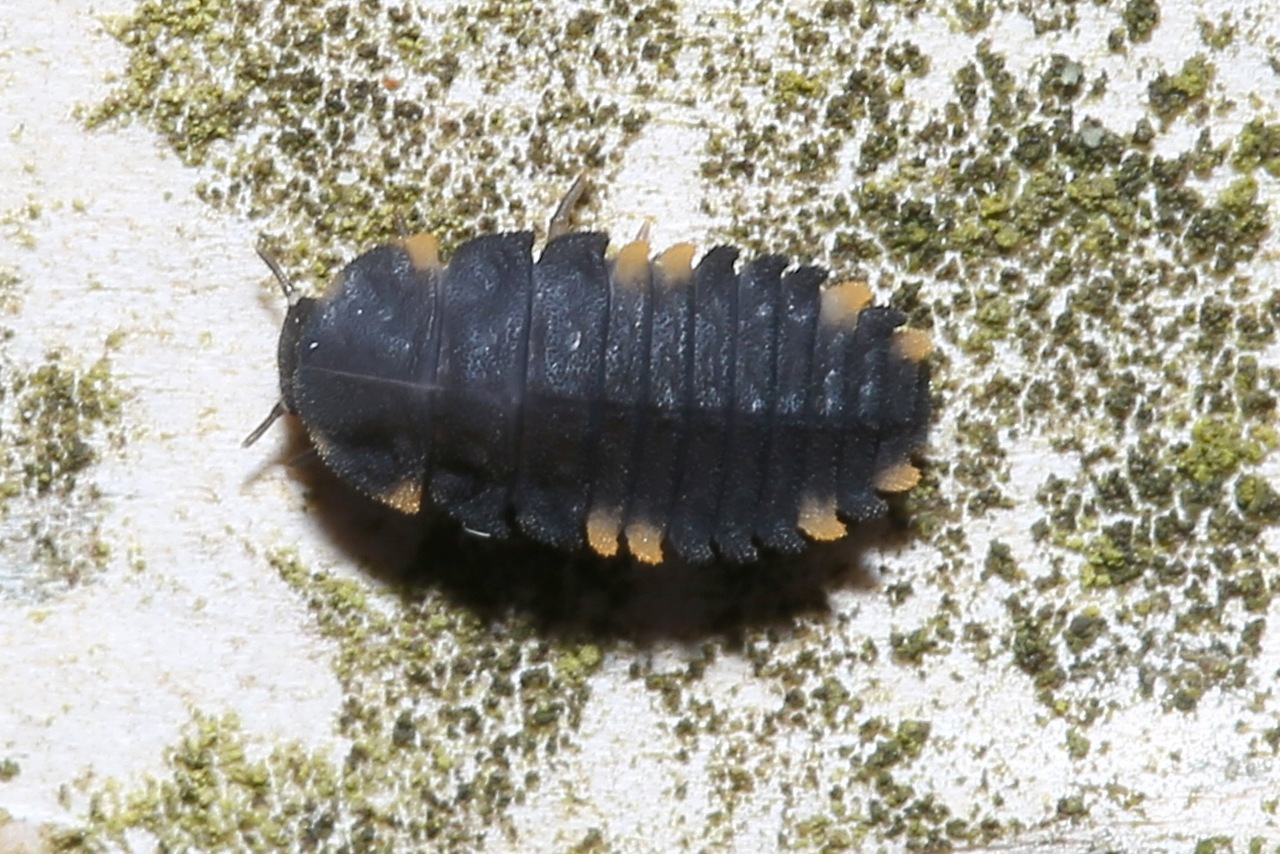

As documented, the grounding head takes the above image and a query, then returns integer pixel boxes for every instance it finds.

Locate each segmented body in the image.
[270,228,931,564]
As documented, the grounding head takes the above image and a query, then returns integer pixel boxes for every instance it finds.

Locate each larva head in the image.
[242,247,319,448]
[275,293,319,415]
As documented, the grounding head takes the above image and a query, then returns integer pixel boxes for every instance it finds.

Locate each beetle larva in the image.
[246,178,931,563]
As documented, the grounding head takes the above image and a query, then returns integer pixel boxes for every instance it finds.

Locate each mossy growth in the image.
[82,712,341,851]
[81,550,605,851]
[1232,120,1280,179]
[1122,0,1160,43]
[7,353,122,497]
[1147,54,1215,125]
[0,349,124,599]
[87,0,672,282]
[983,540,1022,583]
[0,267,21,314]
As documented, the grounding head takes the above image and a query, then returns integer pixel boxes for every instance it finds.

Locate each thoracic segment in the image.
[291,232,930,563]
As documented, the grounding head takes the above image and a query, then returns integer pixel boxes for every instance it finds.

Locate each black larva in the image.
[246,179,932,563]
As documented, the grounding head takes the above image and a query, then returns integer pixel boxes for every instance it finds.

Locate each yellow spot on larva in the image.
[894,328,933,362]
[624,521,664,564]
[314,432,422,512]
[586,507,622,557]
[654,243,696,287]
[612,240,651,289]
[875,463,921,493]
[798,495,847,541]
[820,280,873,327]
[378,477,424,514]
[402,232,440,271]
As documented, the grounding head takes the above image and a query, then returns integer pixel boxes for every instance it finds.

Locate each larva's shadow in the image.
[285,424,908,643]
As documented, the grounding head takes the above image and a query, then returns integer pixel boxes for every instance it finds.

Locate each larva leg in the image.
[548,172,589,239]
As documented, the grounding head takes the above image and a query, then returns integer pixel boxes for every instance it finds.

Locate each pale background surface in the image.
[1,0,1279,851]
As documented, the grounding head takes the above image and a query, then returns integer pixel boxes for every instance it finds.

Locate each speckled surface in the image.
[2,0,1280,851]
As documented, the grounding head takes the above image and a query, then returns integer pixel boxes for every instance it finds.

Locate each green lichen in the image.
[0,350,125,598]
[1122,0,1160,43]
[1183,176,1269,272]
[8,354,122,497]
[1196,836,1234,854]
[1056,794,1088,819]
[1197,14,1236,50]
[83,550,606,851]
[85,712,342,851]
[1007,598,1065,698]
[888,624,942,665]
[1175,416,1265,493]
[1082,523,1150,588]
[1064,728,1090,760]
[1064,608,1107,655]
[1148,54,1215,125]
[1235,475,1280,520]
[0,267,20,314]
[88,0,667,281]
[982,540,1021,583]
[1233,120,1280,179]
